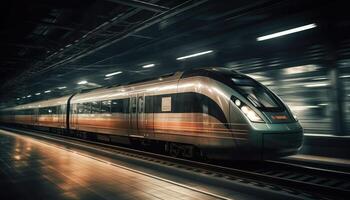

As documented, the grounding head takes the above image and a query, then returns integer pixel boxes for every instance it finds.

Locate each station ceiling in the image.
[0,0,349,106]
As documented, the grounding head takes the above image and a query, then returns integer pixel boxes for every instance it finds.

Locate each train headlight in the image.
[234,99,241,107]
[241,106,263,122]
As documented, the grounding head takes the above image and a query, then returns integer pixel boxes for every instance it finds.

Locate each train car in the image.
[0,96,70,130]
[0,67,303,160]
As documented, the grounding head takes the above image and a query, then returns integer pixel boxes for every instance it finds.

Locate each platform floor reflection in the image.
[0,130,221,200]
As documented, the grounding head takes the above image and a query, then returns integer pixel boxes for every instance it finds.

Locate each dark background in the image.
[0,0,349,135]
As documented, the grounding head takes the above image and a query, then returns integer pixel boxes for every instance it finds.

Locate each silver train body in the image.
[0,68,303,160]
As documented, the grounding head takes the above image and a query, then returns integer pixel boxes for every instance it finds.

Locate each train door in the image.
[33,108,38,126]
[70,103,78,129]
[30,109,36,125]
[137,94,146,135]
[129,96,138,135]
[58,105,65,128]
[129,94,148,137]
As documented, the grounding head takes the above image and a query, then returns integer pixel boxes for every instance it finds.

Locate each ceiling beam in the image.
[105,0,169,12]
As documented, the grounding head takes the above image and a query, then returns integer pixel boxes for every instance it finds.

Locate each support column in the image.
[328,64,346,135]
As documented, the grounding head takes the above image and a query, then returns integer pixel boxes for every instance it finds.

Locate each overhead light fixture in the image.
[176,50,213,60]
[22,96,26,99]
[35,93,41,96]
[77,80,88,85]
[57,86,67,90]
[105,71,122,77]
[17,98,20,100]
[27,95,32,98]
[44,90,51,93]
[142,64,155,68]
[340,75,350,78]
[283,64,320,75]
[305,83,329,88]
[257,23,317,41]
[312,77,327,81]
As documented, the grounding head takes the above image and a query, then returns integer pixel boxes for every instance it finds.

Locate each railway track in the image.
[1,125,349,200]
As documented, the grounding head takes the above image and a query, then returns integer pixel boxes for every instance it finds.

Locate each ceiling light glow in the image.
[283,64,320,75]
[305,83,329,88]
[44,90,51,93]
[176,50,213,60]
[105,71,123,77]
[35,93,41,95]
[57,86,67,90]
[77,80,88,85]
[257,23,317,41]
[142,64,155,68]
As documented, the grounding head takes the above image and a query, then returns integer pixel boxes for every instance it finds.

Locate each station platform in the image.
[0,129,223,200]
[300,134,350,160]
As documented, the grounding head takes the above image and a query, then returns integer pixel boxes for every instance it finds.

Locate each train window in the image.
[111,99,129,113]
[39,108,47,115]
[236,85,279,108]
[111,99,122,113]
[123,99,130,113]
[59,105,66,115]
[145,96,153,113]
[91,101,101,114]
[50,106,57,114]
[39,107,54,115]
[177,93,203,113]
[72,104,77,114]
[83,102,91,114]
[101,101,111,113]
[77,103,83,114]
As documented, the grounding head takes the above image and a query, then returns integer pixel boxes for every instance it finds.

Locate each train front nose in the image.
[250,121,303,159]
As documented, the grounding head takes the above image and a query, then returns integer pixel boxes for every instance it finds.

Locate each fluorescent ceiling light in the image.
[35,93,41,95]
[27,95,32,98]
[305,83,329,88]
[77,80,88,85]
[105,71,122,77]
[44,90,51,93]
[312,77,327,81]
[57,86,67,90]
[283,64,319,75]
[176,50,213,60]
[22,96,26,99]
[257,23,317,41]
[142,64,155,68]
[318,103,328,106]
[340,75,350,78]
[17,98,20,100]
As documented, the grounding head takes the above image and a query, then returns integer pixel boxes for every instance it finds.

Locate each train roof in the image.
[3,95,72,111]
[2,67,244,110]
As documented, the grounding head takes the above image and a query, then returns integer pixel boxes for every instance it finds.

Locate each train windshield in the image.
[181,68,283,110]
[231,77,281,109]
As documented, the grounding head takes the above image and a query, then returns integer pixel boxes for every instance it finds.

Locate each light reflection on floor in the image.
[0,130,223,200]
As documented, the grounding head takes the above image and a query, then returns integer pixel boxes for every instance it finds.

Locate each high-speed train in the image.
[0,68,303,160]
